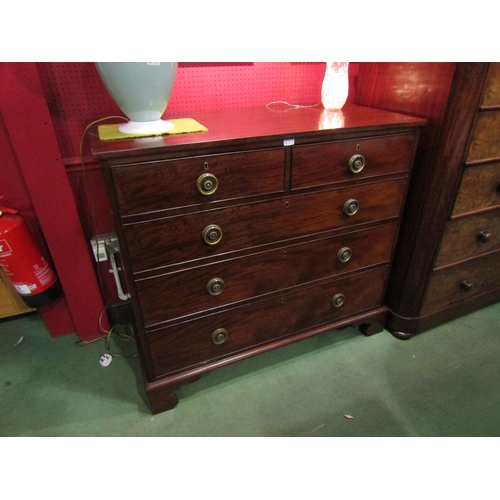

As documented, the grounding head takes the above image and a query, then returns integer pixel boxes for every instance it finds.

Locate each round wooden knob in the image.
[337,247,352,263]
[460,280,473,292]
[207,277,225,296]
[196,173,219,195]
[202,225,223,245]
[331,293,345,308]
[343,199,359,216]
[348,154,365,174]
[478,230,492,243]
[211,328,228,345]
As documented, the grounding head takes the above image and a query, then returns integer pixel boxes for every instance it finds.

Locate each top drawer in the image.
[291,133,415,190]
[111,148,286,216]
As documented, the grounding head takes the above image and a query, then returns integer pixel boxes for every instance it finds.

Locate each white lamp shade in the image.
[95,62,178,134]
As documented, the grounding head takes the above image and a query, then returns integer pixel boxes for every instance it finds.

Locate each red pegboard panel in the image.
[37,62,358,160]
[169,62,326,112]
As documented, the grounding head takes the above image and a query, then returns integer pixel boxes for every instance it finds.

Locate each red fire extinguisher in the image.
[0,199,61,308]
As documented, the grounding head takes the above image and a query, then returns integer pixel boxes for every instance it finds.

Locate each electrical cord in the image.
[79,115,127,304]
[77,115,138,358]
[266,100,321,111]
[75,308,137,358]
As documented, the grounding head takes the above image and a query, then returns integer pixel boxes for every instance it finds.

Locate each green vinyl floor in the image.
[1,301,500,437]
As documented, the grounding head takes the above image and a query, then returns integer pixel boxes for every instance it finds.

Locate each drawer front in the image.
[482,63,500,107]
[291,133,415,190]
[147,266,388,377]
[466,111,500,163]
[111,148,285,216]
[422,250,500,315]
[136,223,398,327]
[453,163,500,215]
[124,178,406,273]
[435,208,500,267]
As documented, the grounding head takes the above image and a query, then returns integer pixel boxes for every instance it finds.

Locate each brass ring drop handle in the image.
[211,328,228,345]
[196,173,219,196]
[207,277,225,296]
[478,230,492,243]
[337,247,352,263]
[202,224,223,245]
[343,199,359,216]
[331,293,345,308]
[460,280,473,292]
[348,154,365,174]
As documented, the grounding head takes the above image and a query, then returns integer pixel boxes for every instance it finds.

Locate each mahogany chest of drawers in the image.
[92,105,424,413]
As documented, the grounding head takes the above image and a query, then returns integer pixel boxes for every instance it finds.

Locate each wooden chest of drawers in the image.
[420,73,500,320]
[357,63,500,336]
[92,105,423,413]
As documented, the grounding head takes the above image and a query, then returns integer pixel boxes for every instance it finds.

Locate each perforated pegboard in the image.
[38,62,123,159]
[37,62,357,159]
[170,62,326,112]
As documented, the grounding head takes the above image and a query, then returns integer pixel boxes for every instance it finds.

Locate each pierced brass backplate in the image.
[202,224,223,245]
[207,277,225,296]
[337,247,352,263]
[196,173,219,196]
[331,293,345,308]
[343,199,359,216]
[348,154,365,174]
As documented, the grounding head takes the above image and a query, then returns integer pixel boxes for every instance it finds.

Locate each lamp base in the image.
[118,119,175,135]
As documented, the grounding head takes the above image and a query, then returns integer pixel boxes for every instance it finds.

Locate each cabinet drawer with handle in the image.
[111,148,286,216]
[291,133,416,190]
[422,250,500,315]
[435,208,500,267]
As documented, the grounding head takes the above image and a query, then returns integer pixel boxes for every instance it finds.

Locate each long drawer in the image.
[291,133,415,190]
[111,148,286,216]
[435,208,500,267]
[124,178,406,274]
[422,250,500,315]
[136,223,398,327]
[146,266,388,378]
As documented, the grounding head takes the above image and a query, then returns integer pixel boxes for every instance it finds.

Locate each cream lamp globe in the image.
[95,62,178,135]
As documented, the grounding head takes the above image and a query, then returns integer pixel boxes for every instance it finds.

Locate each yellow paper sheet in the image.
[98,118,208,141]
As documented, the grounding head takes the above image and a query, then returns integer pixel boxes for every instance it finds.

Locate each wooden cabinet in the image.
[356,62,500,336]
[0,268,35,319]
[92,105,424,413]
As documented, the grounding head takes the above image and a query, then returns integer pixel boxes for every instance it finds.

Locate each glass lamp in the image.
[321,62,349,111]
[95,62,178,135]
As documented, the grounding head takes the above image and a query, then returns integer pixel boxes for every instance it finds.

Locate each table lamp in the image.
[95,62,178,135]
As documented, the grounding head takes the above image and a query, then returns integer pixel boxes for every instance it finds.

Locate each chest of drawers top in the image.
[91,105,425,163]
